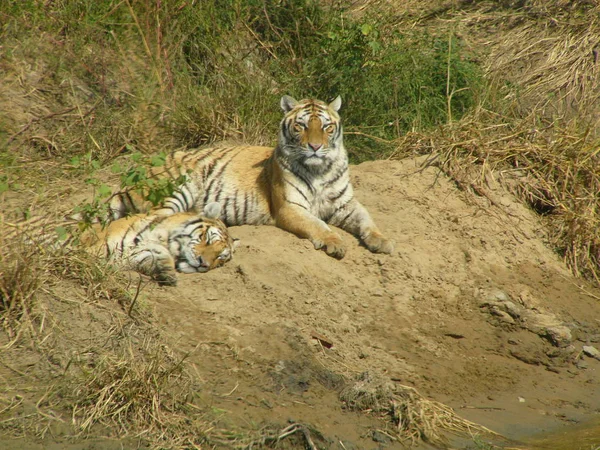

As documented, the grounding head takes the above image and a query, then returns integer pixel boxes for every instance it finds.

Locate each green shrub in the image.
[2,0,485,164]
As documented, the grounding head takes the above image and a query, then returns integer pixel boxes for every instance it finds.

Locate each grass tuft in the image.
[340,371,499,445]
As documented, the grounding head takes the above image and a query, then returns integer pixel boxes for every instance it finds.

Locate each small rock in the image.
[487,289,510,303]
[518,397,526,403]
[582,345,600,359]
[589,334,600,343]
[510,350,542,366]
[372,430,392,444]
[576,360,588,370]
[490,307,515,324]
[542,326,572,347]
[508,338,519,345]
[502,301,522,318]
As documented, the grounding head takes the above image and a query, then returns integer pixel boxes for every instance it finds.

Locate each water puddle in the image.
[520,419,600,450]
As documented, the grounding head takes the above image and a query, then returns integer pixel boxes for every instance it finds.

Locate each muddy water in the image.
[522,419,600,450]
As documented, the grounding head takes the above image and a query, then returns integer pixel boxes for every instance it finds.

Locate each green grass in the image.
[1,0,485,166]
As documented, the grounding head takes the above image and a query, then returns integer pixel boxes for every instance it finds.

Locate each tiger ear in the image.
[329,96,342,112]
[280,95,298,113]
[203,202,222,219]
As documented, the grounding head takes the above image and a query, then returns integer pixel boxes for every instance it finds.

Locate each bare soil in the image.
[3,156,600,448]
[137,157,600,446]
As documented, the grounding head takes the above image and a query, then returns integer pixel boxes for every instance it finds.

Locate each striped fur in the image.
[5,203,237,286]
[110,95,393,259]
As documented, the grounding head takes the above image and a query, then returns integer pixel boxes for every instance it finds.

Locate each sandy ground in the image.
[2,156,600,449]
[137,156,600,447]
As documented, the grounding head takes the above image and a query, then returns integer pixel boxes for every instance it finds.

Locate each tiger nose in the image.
[198,256,210,268]
[308,143,322,152]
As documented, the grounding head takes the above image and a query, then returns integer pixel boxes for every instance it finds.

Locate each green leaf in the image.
[97,184,112,198]
[55,226,68,241]
[0,182,8,194]
[360,23,373,36]
[150,154,165,167]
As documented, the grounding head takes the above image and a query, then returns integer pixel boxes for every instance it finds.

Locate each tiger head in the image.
[169,202,239,274]
[278,95,345,172]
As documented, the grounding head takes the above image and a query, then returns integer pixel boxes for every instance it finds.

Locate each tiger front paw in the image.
[154,271,178,287]
[312,233,346,259]
[363,233,394,255]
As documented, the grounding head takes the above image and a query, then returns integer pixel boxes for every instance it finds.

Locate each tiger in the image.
[4,202,237,286]
[109,95,393,259]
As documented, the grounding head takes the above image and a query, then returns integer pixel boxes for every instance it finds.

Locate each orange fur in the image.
[110,96,393,258]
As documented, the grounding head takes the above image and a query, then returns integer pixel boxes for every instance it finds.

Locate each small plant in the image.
[117,151,188,207]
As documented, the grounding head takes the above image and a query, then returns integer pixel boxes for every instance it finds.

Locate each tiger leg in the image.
[108,191,152,220]
[328,199,394,254]
[126,243,178,286]
[275,205,346,259]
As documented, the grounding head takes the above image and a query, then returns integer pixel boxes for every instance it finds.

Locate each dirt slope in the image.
[132,156,600,447]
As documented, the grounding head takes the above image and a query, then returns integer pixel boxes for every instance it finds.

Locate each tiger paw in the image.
[363,233,394,254]
[155,272,178,287]
[312,234,346,259]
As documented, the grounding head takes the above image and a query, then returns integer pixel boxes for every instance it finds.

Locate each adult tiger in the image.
[5,203,237,286]
[110,96,393,259]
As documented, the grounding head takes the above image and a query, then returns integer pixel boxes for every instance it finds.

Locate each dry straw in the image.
[340,371,499,446]
[388,1,600,284]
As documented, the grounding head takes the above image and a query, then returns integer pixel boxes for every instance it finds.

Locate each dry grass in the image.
[390,102,600,283]
[340,371,499,446]
[379,0,600,284]
[0,224,217,448]
[61,324,215,448]
[0,239,43,340]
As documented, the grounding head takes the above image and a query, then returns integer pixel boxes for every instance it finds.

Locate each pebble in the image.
[490,307,515,324]
[487,289,511,302]
[543,326,572,347]
[582,345,600,359]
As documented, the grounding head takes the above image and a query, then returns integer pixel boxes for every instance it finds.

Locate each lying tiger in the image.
[6,202,237,286]
[110,95,393,259]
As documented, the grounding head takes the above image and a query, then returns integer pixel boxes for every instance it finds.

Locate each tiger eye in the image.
[325,124,335,133]
[294,123,304,132]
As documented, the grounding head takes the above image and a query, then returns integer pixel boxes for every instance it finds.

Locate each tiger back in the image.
[109,95,393,259]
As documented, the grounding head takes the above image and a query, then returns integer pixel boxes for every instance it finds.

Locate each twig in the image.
[128,276,143,318]
[7,106,78,144]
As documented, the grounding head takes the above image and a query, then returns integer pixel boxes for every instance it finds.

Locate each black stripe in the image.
[202,151,238,205]
[337,209,354,228]
[176,188,191,210]
[164,197,185,213]
[291,168,315,194]
[325,167,347,187]
[185,218,207,227]
[203,160,230,205]
[223,197,232,226]
[119,222,139,255]
[124,191,135,211]
[329,184,349,202]
[232,189,240,224]
[284,179,309,203]
[243,192,250,223]
[286,200,308,210]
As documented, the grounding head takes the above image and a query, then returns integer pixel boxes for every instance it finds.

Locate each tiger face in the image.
[168,203,238,274]
[279,95,343,171]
